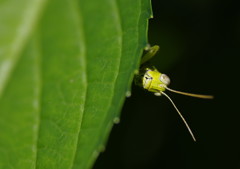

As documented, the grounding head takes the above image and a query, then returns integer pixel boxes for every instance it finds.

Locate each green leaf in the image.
[0,0,152,169]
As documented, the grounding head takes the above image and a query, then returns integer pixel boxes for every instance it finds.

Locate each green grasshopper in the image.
[135,45,213,141]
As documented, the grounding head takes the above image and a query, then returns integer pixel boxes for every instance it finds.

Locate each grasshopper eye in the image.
[160,74,170,85]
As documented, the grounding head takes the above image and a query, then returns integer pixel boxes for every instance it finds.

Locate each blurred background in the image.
[94,0,240,169]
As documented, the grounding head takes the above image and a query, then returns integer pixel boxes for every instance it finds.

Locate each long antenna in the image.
[160,91,196,141]
[166,87,214,99]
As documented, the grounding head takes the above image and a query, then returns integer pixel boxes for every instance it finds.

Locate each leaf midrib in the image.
[0,0,48,98]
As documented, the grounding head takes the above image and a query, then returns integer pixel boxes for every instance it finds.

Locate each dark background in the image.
[94,0,240,169]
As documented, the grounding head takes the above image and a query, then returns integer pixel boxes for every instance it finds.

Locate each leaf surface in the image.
[0,0,152,169]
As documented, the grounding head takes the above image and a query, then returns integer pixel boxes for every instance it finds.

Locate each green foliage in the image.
[0,0,152,169]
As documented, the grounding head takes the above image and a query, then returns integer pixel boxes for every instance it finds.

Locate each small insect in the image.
[135,45,213,141]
